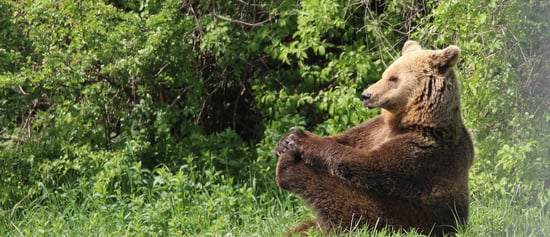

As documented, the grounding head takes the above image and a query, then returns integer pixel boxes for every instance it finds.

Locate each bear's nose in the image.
[361,93,371,103]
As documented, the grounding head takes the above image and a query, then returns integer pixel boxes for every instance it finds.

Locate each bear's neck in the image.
[401,74,462,129]
[382,94,463,133]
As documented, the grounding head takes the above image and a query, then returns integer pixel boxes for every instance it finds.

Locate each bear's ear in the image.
[434,45,461,74]
[402,40,422,55]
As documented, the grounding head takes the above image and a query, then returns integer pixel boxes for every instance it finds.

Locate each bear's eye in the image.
[388,76,398,82]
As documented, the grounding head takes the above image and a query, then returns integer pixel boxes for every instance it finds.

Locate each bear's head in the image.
[361,40,462,127]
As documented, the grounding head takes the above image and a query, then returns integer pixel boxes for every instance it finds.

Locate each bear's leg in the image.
[277,154,463,236]
[282,219,318,237]
[292,219,318,232]
[276,153,377,233]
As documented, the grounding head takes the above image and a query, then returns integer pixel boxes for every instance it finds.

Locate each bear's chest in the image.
[358,126,392,151]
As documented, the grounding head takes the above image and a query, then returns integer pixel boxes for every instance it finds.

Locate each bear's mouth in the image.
[363,100,377,109]
[362,97,378,109]
[363,98,383,109]
[361,93,374,108]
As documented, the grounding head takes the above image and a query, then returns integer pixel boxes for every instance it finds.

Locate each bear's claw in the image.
[274,126,304,158]
[289,126,306,137]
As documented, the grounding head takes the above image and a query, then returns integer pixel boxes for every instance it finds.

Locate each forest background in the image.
[1,0,549,236]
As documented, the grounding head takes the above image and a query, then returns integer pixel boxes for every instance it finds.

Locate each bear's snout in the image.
[361,92,371,102]
[361,92,372,107]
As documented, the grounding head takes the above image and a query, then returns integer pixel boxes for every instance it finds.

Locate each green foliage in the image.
[0,0,548,235]
[4,160,300,236]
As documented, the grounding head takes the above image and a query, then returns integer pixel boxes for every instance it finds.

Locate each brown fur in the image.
[274,41,474,236]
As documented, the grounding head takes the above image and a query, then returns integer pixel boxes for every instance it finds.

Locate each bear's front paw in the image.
[274,126,306,158]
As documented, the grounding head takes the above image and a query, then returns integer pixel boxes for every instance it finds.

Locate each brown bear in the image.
[274,40,474,236]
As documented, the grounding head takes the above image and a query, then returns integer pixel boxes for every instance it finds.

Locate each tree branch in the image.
[212,13,277,27]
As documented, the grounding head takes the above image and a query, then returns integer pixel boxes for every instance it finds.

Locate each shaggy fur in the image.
[274,41,474,236]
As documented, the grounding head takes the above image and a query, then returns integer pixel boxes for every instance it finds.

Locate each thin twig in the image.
[213,13,277,27]
[154,63,170,78]
[236,0,263,7]
[18,85,28,95]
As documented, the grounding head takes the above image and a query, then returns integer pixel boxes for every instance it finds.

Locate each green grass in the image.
[2,167,549,237]
[462,192,550,237]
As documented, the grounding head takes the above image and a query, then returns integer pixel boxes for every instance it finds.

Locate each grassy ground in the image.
[2,169,549,237]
